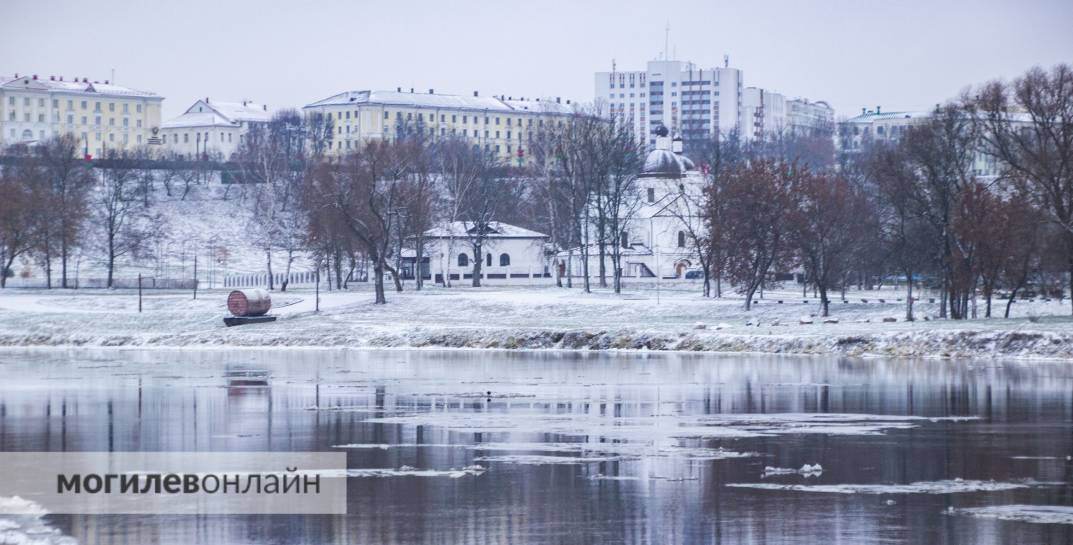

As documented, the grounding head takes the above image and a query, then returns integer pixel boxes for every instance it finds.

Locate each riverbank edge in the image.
[0,326,1069,361]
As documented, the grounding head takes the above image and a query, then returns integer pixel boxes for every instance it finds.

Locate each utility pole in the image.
[193,254,198,300]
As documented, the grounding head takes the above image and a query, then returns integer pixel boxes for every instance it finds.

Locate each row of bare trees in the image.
[692,64,1072,319]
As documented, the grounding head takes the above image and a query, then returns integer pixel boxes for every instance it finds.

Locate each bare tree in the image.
[969,64,1073,314]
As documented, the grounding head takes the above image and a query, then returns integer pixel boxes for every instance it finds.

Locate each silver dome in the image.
[642,149,694,178]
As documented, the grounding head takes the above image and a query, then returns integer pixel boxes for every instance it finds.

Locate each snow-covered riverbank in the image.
[0,285,1070,360]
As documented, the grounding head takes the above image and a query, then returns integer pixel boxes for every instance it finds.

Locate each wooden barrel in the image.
[227,289,272,317]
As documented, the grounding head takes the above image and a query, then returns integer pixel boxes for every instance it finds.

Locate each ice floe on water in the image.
[0,496,78,545]
[947,505,1073,525]
[727,478,1051,494]
[304,466,486,478]
[363,412,969,441]
[474,454,630,465]
[763,464,824,478]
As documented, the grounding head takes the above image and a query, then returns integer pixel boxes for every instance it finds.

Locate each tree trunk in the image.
[266,250,274,291]
[1004,287,1019,319]
[472,241,483,287]
[107,232,116,289]
[61,242,69,288]
[905,274,914,322]
[819,285,830,317]
[373,256,386,304]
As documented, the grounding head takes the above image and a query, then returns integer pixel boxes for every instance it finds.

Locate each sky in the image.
[2,0,1071,120]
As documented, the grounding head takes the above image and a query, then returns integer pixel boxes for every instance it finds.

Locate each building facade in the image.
[160,98,271,159]
[0,73,162,157]
[302,89,573,165]
[787,99,834,137]
[417,221,551,285]
[596,59,743,149]
[596,59,834,148]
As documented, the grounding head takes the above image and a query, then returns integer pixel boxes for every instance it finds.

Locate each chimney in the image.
[473,90,478,97]
[397,86,401,92]
[32,74,37,80]
[263,105,267,111]
[556,97,561,103]
[49,76,54,81]
[59,76,63,81]
[206,97,210,103]
[428,88,434,94]
[410,87,414,93]
[566,100,571,105]
[862,107,866,115]
[876,105,881,114]
[104,80,109,84]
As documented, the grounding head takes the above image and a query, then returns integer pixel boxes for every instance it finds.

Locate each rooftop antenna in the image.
[724,54,729,68]
[664,21,670,60]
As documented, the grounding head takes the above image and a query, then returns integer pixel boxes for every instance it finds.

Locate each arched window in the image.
[677,231,686,248]
[486,253,492,267]
[457,253,469,267]
[499,253,510,266]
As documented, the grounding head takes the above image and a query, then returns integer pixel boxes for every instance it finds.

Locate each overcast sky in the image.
[2,0,1071,120]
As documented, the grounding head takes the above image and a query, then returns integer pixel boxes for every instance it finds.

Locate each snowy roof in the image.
[304,90,574,116]
[162,99,272,130]
[844,111,930,124]
[424,221,548,239]
[1,74,161,99]
[161,111,236,129]
[193,100,271,123]
[642,149,695,178]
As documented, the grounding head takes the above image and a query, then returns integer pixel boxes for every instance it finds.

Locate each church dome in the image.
[642,149,694,178]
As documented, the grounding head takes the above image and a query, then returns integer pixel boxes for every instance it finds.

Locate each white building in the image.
[414,221,551,285]
[0,73,162,156]
[596,58,834,148]
[787,99,834,137]
[596,59,743,149]
[837,107,931,153]
[303,88,573,165]
[558,133,705,280]
[160,98,271,159]
[740,87,787,141]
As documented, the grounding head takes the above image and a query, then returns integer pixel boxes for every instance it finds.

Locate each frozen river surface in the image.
[0,349,1071,544]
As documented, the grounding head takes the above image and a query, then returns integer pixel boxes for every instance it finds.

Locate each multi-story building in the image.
[302,88,573,165]
[160,98,271,159]
[787,98,834,137]
[837,107,931,153]
[740,87,787,141]
[0,73,162,157]
[596,59,743,149]
[596,59,835,148]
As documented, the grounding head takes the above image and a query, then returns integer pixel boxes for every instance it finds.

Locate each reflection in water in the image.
[0,349,1071,544]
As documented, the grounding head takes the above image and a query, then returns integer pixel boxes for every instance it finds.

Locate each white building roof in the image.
[305,90,574,115]
[424,221,548,239]
[0,74,160,99]
[162,99,272,130]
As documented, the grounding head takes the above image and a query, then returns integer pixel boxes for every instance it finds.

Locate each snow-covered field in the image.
[0,282,1070,360]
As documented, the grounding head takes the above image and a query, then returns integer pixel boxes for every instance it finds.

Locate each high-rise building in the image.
[596,59,833,149]
[596,59,742,149]
[0,73,162,157]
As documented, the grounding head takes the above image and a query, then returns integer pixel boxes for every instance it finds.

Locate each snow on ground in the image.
[0,496,77,545]
[0,282,1070,360]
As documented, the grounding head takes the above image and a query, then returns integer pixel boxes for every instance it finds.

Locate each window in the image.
[499,253,510,266]
[457,253,469,267]
[677,231,686,248]
[485,253,492,267]
[621,230,629,249]
[647,188,655,203]
[136,104,142,113]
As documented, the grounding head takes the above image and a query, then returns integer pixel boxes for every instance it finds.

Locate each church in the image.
[557,130,706,280]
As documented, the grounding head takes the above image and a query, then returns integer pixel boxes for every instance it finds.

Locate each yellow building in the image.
[0,73,163,157]
[302,88,574,165]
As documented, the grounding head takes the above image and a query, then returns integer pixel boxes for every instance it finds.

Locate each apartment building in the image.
[302,88,573,165]
[0,73,162,157]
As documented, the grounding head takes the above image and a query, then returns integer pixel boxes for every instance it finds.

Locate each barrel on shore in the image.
[227,289,272,317]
